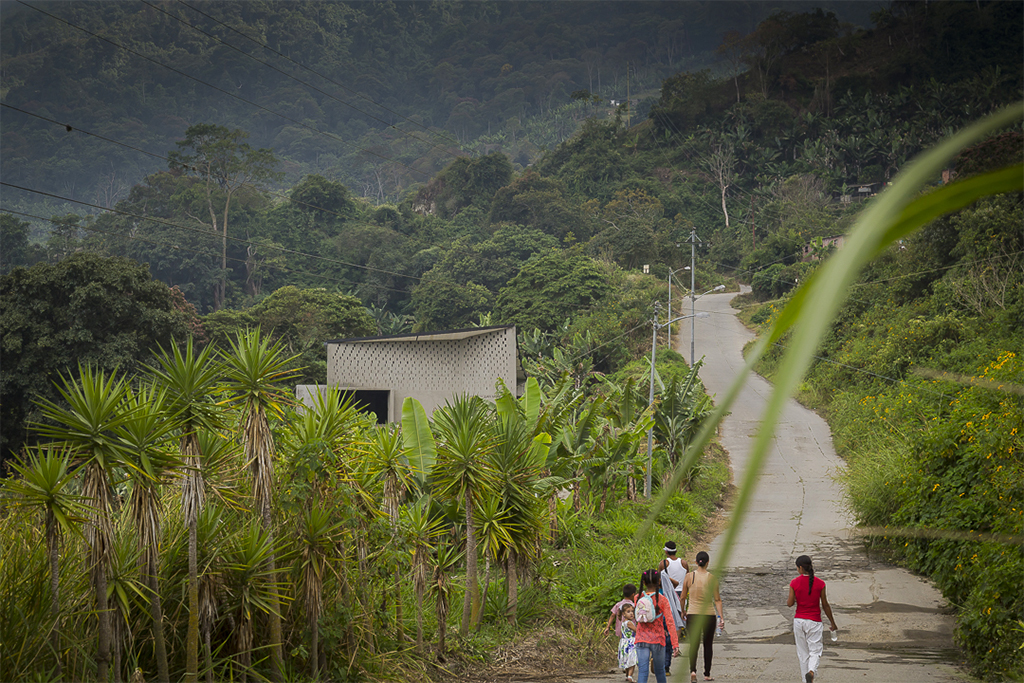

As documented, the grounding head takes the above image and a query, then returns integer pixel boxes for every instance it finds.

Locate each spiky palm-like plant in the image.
[3,445,88,677]
[366,424,414,643]
[402,497,444,653]
[430,541,464,659]
[222,520,285,683]
[117,383,180,683]
[472,495,515,630]
[147,340,223,683]
[106,518,146,683]
[296,506,342,680]
[431,395,498,636]
[34,365,133,683]
[222,329,299,683]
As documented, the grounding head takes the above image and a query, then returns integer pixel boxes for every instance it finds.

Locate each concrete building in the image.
[321,325,523,423]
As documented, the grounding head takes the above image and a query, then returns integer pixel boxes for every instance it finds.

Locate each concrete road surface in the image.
[570,290,968,683]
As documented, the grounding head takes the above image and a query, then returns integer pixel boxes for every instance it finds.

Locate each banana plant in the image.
[652,361,714,489]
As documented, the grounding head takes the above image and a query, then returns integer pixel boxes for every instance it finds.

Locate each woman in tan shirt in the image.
[680,551,724,682]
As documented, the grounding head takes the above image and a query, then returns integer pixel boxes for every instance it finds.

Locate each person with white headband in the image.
[658,541,689,599]
[658,541,689,674]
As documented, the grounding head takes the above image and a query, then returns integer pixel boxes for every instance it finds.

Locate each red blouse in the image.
[633,592,679,649]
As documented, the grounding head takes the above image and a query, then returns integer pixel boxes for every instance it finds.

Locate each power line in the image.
[2,103,544,285]
[0,102,400,230]
[1,181,422,283]
[0,207,394,294]
[16,0,430,180]
[140,0,461,163]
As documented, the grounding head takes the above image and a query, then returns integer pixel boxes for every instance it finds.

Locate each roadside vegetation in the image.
[743,174,1022,679]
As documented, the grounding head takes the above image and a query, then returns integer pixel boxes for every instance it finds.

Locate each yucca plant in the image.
[147,339,223,683]
[222,519,287,683]
[365,424,416,643]
[222,329,299,683]
[117,383,180,683]
[3,445,88,678]
[294,505,343,680]
[432,395,499,636]
[401,496,445,654]
[472,495,515,630]
[430,540,464,658]
[105,518,146,683]
[33,365,135,682]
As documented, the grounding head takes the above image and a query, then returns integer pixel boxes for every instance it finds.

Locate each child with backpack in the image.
[633,569,680,683]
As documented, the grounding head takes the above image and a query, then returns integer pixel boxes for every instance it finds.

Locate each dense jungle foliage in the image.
[2,1,1022,680]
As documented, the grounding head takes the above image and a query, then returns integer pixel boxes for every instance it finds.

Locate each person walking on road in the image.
[788,555,838,683]
[680,551,723,682]
[633,569,679,683]
[659,541,689,599]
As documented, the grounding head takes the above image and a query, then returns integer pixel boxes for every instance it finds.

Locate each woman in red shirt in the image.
[787,555,838,683]
[633,569,680,683]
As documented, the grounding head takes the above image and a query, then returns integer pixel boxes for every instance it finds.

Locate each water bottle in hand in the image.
[830,629,838,642]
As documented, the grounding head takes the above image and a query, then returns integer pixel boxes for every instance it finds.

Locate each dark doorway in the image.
[342,389,390,424]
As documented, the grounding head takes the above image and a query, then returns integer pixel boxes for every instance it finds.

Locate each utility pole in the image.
[645,300,710,499]
[645,301,659,499]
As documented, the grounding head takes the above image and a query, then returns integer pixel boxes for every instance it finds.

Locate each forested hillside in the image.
[1,0,873,219]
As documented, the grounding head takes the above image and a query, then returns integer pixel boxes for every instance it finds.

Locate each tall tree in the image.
[0,253,193,470]
[168,124,281,310]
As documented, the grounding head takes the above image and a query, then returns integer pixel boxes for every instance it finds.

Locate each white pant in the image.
[793,618,823,679]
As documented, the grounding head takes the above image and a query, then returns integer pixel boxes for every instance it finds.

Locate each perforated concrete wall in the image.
[327,326,518,421]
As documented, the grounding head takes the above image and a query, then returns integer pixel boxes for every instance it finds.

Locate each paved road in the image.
[573,290,967,683]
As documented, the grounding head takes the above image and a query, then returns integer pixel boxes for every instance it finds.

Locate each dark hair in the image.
[664,541,677,554]
[623,583,637,598]
[640,569,662,618]
[695,551,710,568]
[796,555,814,595]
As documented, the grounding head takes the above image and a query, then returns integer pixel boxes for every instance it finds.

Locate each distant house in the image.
[803,235,846,260]
[318,325,523,423]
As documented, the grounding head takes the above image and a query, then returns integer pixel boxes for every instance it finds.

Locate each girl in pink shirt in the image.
[787,555,838,683]
[633,569,679,683]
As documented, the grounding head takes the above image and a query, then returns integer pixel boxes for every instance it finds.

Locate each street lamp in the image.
[645,304,710,498]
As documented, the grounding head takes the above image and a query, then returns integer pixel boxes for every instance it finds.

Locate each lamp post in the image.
[645,305,710,499]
